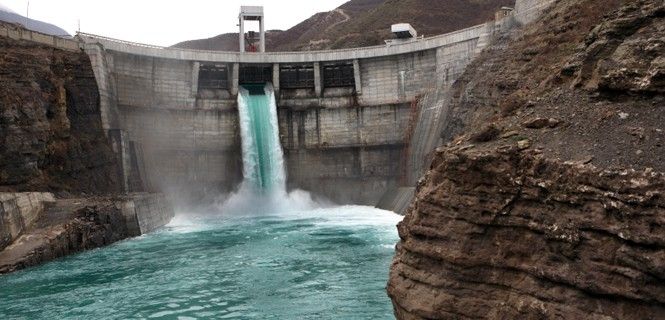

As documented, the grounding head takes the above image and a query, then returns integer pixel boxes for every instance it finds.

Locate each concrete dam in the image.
[71,0,552,209]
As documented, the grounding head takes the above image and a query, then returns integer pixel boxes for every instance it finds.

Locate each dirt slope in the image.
[442,0,665,171]
[173,0,512,51]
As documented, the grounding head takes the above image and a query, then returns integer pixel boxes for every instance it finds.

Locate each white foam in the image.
[165,215,215,233]
[284,205,403,228]
[211,83,404,230]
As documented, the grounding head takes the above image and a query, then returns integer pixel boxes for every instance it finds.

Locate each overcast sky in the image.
[2,0,348,46]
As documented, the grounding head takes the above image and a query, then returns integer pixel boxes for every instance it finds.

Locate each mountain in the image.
[0,4,70,37]
[171,30,284,52]
[172,0,513,51]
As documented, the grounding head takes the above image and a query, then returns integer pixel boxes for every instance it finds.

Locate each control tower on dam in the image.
[77,0,552,208]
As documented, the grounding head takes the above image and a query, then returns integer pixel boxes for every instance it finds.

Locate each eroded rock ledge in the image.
[0,194,174,274]
[388,147,665,319]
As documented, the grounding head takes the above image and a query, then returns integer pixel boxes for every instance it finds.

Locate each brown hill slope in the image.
[302,0,515,50]
[172,0,512,51]
[172,30,285,52]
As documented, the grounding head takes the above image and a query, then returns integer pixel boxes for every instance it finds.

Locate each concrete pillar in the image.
[108,129,131,193]
[398,70,406,101]
[260,17,266,53]
[239,17,245,53]
[231,63,239,96]
[353,59,362,94]
[239,7,265,53]
[238,16,245,52]
[314,62,322,97]
[191,61,200,96]
[435,48,443,88]
[83,43,112,133]
[272,63,280,95]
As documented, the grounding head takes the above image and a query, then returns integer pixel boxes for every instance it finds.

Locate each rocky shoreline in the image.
[0,194,174,274]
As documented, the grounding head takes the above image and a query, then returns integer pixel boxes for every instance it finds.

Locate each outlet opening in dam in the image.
[239,65,273,85]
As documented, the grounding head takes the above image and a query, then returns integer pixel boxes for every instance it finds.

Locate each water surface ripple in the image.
[0,206,401,320]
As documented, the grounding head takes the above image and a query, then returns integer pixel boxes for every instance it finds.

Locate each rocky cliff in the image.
[0,33,121,194]
[389,147,665,319]
[388,0,665,318]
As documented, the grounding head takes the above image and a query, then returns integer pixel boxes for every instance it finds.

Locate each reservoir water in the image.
[0,206,401,319]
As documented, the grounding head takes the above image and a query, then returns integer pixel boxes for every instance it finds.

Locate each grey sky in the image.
[1,0,348,46]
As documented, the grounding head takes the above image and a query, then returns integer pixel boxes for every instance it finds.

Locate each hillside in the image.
[0,5,70,37]
[173,0,513,51]
[388,0,665,318]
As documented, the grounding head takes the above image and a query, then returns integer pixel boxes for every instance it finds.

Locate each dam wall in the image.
[79,25,490,206]
[78,0,555,207]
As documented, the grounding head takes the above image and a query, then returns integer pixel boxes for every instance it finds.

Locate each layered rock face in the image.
[0,199,135,273]
[0,35,120,193]
[389,0,665,318]
[389,147,665,319]
[0,193,175,273]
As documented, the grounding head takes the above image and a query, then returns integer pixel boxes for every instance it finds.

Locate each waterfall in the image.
[220,82,318,214]
[237,83,286,194]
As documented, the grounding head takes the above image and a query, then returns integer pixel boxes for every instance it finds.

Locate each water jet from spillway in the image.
[220,83,318,214]
[237,83,285,194]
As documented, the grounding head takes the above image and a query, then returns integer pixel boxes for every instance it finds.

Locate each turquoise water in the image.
[0,206,401,319]
[236,84,285,193]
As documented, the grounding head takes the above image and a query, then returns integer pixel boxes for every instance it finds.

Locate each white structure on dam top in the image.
[239,6,265,53]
